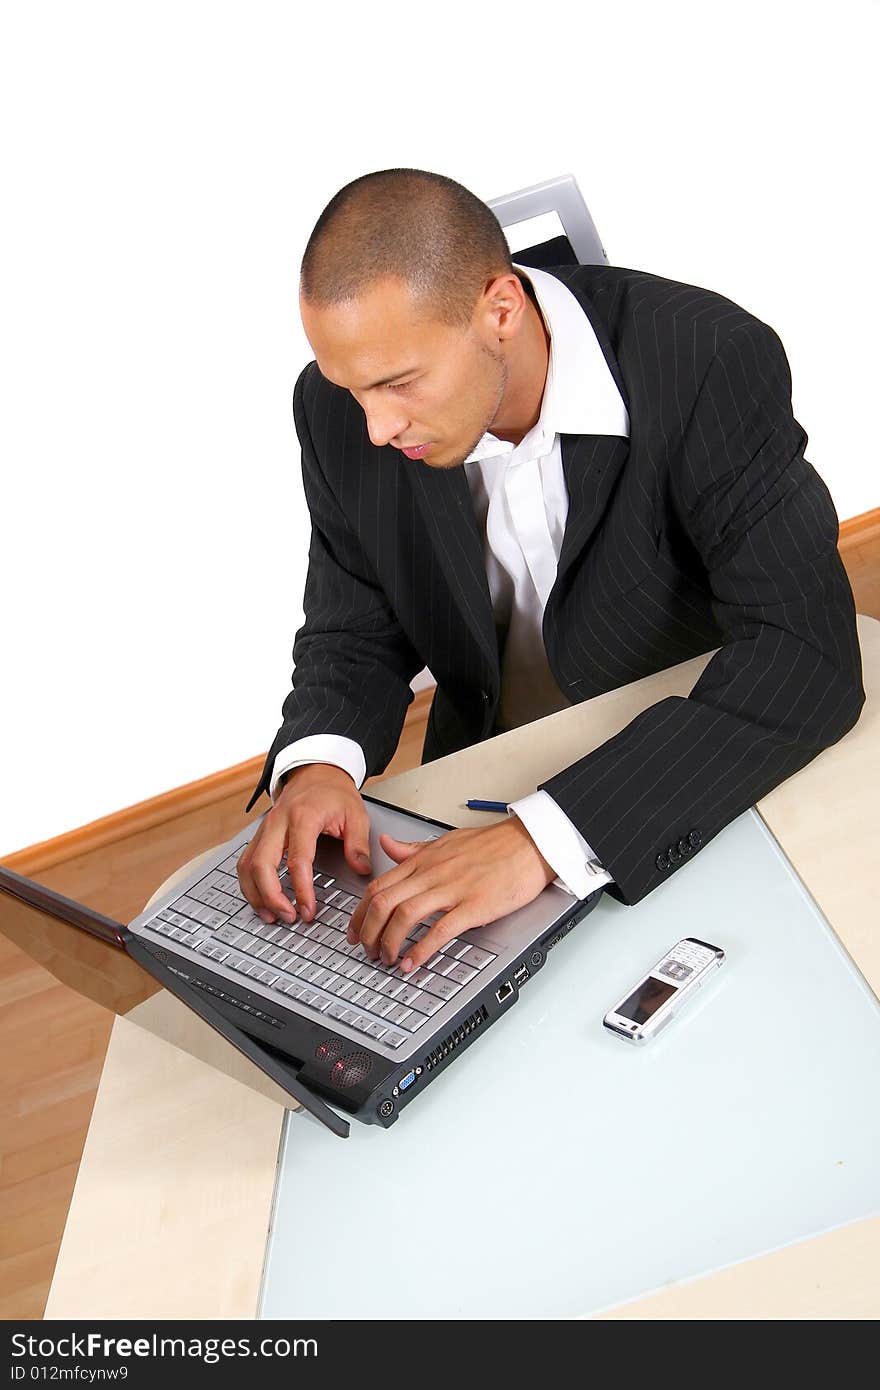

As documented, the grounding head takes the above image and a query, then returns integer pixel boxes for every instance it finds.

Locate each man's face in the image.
[299,275,511,469]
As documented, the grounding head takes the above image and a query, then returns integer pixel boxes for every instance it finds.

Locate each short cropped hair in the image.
[300,169,514,330]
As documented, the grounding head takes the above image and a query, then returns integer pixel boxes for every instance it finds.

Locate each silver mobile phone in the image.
[603,937,725,1044]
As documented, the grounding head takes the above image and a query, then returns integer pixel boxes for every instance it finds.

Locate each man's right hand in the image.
[236,764,373,926]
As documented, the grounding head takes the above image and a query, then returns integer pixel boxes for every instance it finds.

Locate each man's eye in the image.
[388,381,412,392]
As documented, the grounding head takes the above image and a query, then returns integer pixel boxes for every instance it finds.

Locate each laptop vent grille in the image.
[424,1005,488,1072]
[328,1049,372,1090]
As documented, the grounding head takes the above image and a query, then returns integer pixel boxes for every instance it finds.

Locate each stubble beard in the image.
[429,348,509,470]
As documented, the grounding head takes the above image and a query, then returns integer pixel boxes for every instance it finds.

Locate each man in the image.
[239,168,864,979]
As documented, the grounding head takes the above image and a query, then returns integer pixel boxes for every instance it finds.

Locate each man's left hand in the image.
[346,818,557,973]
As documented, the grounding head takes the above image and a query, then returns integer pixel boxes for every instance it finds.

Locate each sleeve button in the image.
[678,837,691,856]
[688,828,702,848]
[656,852,669,872]
[668,844,682,865]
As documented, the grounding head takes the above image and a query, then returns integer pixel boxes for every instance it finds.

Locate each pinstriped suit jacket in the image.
[246,264,865,905]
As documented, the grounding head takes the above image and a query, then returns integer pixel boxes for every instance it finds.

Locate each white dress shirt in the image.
[270,264,630,898]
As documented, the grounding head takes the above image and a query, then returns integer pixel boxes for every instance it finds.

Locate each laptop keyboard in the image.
[146,846,497,1049]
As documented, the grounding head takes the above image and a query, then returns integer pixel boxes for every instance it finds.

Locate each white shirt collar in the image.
[464,262,630,465]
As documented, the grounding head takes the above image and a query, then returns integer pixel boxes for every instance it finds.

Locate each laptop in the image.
[0,792,603,1137]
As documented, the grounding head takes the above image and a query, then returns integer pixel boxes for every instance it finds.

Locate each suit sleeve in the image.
[245,365,424,812]
[538,320,865,904]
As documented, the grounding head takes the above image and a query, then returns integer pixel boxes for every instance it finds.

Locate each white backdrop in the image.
[1,0,877,856]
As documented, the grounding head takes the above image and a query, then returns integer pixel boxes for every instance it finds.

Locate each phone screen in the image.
[616,974,676,1025]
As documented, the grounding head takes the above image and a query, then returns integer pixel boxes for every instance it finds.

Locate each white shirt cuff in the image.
[269,736,367,803]
[507,790,613,898]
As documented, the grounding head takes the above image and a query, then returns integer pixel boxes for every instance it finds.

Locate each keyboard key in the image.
[156,909,185,928]
[360,990,386,1013]
[423,975,461,1001]
[409,967,436,989]
[172,895,205,920]
[395,984,423,1008]
[384,1030,407,1048]
[321,950,347,974]
[410,991,444,1017]
[192,886,240,914]
[213,871,242,897]
[385,1004,412,1027]
[235,933,263,957]
[214,925,244,946]
[458,945,495,969]
[363,1020,388,1039]
[218,853,245,875]
[200,942,229,962]
[230,904,262,928]
[350,964,379,986]
[405,1010,427,1030]
[443,961,478,986]
[375,977,406,998]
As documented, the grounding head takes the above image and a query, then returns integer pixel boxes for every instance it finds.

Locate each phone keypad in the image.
[658,939,716,982]
[659,960,693,981]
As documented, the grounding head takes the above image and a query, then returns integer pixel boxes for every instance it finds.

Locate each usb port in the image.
[399,1069,416,1091]
[514,963,530,986]
[495,981,513,1003]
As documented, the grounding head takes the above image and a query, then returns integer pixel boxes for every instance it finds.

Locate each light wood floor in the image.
[2,527,878,1319]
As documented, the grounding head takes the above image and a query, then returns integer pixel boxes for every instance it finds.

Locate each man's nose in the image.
[363,406,408,449]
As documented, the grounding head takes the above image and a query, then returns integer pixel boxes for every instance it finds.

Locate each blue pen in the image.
[466,799,509,812]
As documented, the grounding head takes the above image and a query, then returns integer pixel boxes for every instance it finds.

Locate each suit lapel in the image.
[556,433,630,588]
[407,461,499,678]
[407,432,630,675]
